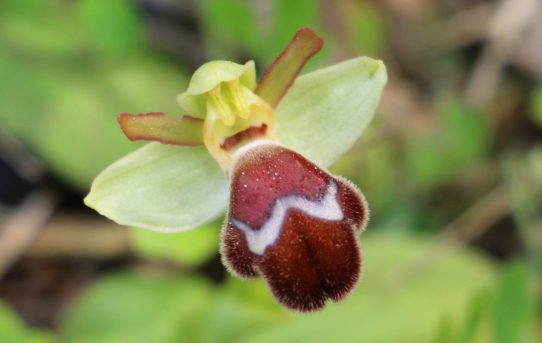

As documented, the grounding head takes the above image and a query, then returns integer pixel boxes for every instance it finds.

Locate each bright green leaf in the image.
[434,315,455,343]
[276,56,387,168]
[59,273,285,343]
[195,280,286,343]
[457,292,490,343]
[61,273,213,343]
[492,262,533,343]
[85,143,228,232]
[434,290,491,343]
[131,222,220,267]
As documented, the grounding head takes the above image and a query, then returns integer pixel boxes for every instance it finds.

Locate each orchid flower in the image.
[84,28,387,312]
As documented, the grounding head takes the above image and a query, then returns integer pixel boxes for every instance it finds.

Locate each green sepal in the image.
[276,56,387,168]
[84,143,228,232]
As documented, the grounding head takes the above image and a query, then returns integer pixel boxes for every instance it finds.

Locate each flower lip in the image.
[221,141,368,311]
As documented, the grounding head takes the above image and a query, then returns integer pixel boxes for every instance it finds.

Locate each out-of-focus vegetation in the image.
[0,0,541,342]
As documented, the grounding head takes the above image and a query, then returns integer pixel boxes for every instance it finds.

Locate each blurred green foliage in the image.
[61,234,495,343]
[492,262,533,343]
[406,98,491,187]
[0,1,540,342]
[530,86,542,128]
[343,1,385,55]
[76,0,142,56]
[131,222,220,268]
[0,0,186,188]
[0,303,52,343]
[504,148,542,293]
[61,275,215,343]
[436,262,536,343]
[198,0,327,70]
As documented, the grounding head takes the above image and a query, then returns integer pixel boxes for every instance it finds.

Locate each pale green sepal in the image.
[84,143,229,232]
[177,60,256,116]
[275,56,387,168]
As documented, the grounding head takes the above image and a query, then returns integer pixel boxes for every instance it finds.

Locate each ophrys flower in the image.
[85,28,387,312]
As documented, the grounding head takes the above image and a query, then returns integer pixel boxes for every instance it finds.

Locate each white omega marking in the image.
[232,181,344,255]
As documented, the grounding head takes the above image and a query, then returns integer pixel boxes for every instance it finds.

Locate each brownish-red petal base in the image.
[221,141,368,312]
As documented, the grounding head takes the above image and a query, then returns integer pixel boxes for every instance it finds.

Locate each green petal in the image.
[118,112,204,146]
[177,60,256,116]
[275,56,387,168]
[256,28,323,108]
[187,60,256,95]
[84,143,228,232]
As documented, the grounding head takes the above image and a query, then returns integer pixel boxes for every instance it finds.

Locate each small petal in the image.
[118,112,203,146]
[186,60,257,95]
[256,28,323,108]
[177,60,256,117]
[221,141,368,311]
[276,56,387,168]
[85,143,229,232]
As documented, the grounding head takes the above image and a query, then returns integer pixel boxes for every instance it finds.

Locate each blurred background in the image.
[0,0,541,342]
